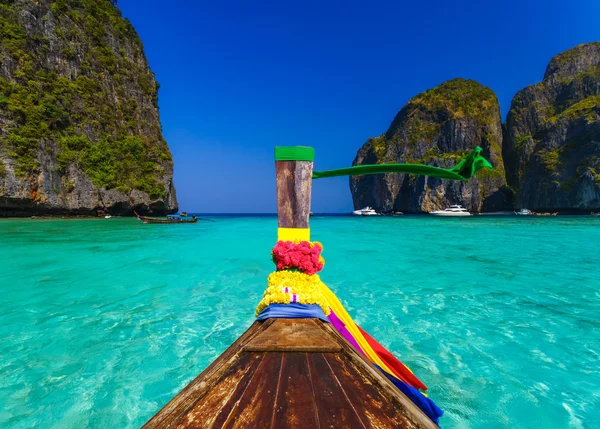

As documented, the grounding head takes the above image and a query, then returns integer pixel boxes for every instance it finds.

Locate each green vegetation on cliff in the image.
[352,78,507,213]
[407,78,498,127]
[504,42,600,210]
[551,42,600,66]
[386,79,503,167]
[549,95,600,123]
[0,0,171,198]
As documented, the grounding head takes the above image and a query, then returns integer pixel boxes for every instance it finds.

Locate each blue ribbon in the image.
[256,303,329,322]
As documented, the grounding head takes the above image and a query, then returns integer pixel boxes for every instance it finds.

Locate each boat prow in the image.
[142,318,437,428]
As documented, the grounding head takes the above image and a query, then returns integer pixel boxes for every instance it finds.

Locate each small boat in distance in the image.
[429,205,471,217]
[514,209,533,216]
[139,215,198,224]
[180,212,188,217]
[591,212,600,217]
[352,206,379,216]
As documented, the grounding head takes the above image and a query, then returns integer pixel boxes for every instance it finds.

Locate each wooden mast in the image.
[274,146,314,241]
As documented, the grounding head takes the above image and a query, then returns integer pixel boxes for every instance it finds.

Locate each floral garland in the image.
[255,271,330,316]
[256,240,330,316]
[271,240,324,275]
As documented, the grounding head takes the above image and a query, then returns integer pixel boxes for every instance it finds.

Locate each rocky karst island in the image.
[0,0,177,217]
[351,42,600,213]
[0,0,598,217]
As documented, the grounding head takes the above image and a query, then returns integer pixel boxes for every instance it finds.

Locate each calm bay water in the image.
[0,215,599,428]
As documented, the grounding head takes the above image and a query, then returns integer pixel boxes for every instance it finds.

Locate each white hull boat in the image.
[514,209,533,216]
[352,206,380,216]
[429,205,471,217]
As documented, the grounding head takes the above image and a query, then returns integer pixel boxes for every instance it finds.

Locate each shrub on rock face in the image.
[504,43,600,211]
[0,0,177,216]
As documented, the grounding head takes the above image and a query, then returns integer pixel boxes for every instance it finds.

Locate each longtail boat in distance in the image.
[139,215,198,224]
[143,146,493,428]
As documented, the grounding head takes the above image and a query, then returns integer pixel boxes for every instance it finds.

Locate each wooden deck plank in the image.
[271,352,320,428]
[323,352,417,429]
[319,322,438,429]
[171,352,265,428]
[142,320,273,429]
[308,352,367,429]
[222,352,284,428]
[244,318,342,353]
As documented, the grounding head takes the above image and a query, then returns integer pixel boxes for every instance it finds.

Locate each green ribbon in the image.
[312,146,492,180]
[275,146,315,162]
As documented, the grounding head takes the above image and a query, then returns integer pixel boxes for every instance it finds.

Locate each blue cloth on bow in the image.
[256,304,329,322]
[375,364,444,426]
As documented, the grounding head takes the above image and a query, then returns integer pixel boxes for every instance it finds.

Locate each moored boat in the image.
[429,204,471,217]
[514,208,533,216]
[139,215,198,224]
[352,206,380,216]
[591,212,600,217]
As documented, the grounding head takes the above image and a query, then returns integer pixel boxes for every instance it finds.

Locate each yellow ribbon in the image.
[277,227,310,242]
[319,282,399,377]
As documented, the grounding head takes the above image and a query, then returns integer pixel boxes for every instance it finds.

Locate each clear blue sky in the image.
[119,0,599,213]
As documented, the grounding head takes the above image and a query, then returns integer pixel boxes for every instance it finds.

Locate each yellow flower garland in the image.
[255,271,330,316]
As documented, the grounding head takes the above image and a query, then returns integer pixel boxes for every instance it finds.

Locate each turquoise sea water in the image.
[1,215,599,428]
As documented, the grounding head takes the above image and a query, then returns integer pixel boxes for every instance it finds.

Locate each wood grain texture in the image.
[308,352,367,429]
[275,160,313,229]
[143,318,439,429]
[324,353,416,429]
[319,322,437,429]
[142,320,274,429]
[271,352,320,428]
[173,352,265,429]
[222,352,283,428]
[244,318,342,353]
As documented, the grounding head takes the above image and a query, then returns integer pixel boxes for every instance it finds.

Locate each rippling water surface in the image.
[1,215,599,428]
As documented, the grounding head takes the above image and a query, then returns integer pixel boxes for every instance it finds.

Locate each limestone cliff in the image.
[503,42,600,211]
[0,0,177,216]
[351,79,508,213]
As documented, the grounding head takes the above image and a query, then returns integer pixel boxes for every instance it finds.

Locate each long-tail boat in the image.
[139,215,198,224]
[143,146,493,428]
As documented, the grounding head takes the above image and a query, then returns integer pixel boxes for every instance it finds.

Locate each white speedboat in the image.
[352,206,379,216]
[429,205,471,217]
[514,209,533,216]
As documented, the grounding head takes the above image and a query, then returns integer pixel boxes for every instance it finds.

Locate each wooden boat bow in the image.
[142,318,437,429]
[142,146,444,428]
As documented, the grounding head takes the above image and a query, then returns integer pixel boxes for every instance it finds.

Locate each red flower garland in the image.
[272,240,324,275]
